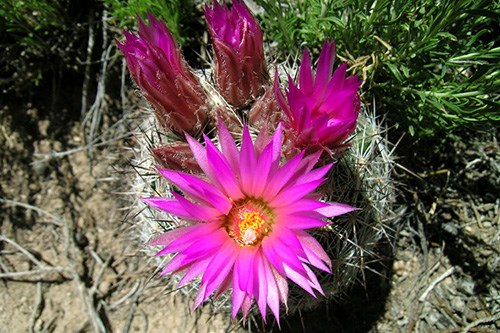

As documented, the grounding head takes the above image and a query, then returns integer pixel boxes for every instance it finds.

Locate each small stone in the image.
[442,222,459,236]
[99,280,111,296]
[28,182,41,192]
[451,297,466,313]
[393,260,406,276]
[460,279,476,296]
[441,212,452,220]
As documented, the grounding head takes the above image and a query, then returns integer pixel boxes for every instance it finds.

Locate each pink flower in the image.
[275,40,361,154]
[143,121,356,323]
[117,13,208,136]
[205,1,267,108]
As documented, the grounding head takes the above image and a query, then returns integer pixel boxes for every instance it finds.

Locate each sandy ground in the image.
[1,87,498,332]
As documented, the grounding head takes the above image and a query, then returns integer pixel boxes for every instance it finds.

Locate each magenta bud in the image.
[117,13,208,137]
[152,143,202,173]
[275,40,362,154]
[248,86,280,129]
[205,1,268,108]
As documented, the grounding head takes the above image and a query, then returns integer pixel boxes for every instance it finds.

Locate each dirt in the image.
[1,56,498,333]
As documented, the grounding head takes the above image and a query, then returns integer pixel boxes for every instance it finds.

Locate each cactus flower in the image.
[117,13,208,137]
[275,40,361,154]
[143,122,356,323]
[205,1,267,108]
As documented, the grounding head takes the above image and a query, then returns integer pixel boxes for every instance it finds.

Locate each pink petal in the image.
[251,142,273,196]
[280,213,329,229]
[172,193,221,221]
[314,40,335,91]
[295,230,331,269]
[194,283,208,309]
[271,123,283,166]
[270,264,289,312]
[159,169,232,214]
[299,49,314,95]
[206,140,243,199]
[316,202,358,217]
[218,119,240,173]
[185,133,210,175]
[283,263,315,296]
[241,295,253,319]
[263,259,281,325]
[272,225,307,256]
[261,241,285,275]
[236,247,258,294]
[292,163,333,186]
[178,257,211,287]
[288,150,322,184]
[255,254,268,321]
[232,272,247,318]
[147,225,196,246]
[142,197,192,220]
[275,198,329,215]
[271,179,325,207]
[162,223,221,255]
[160,252,188,275]
[178,228,227,261]
[298,239,331,273]
[263,151,304,200]
[274,71,292,121]
[265,236,308,278]
[214,274,233,299]
[202,240,238,298]
[303,264,325,296]
[239,126,257,191]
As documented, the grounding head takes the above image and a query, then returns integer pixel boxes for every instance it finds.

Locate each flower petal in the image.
[299,49,314,95]
[316,202,358,217]
[147,226,195,246]
[271,179,325,207]
[263,151,304,200]
[201,240,238,298]
[205,138,243,199]
[217,119,240,173]
[239,126,258,191]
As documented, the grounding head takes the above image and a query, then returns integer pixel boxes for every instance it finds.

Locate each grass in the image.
[3,0,498,139]
[256,0,500,139]
[102,0,196,46]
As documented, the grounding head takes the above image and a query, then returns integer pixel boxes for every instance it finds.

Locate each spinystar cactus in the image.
[275,40,361,155]
[117,13,208,137]
[205,0,268,108]
[143,122,356,323]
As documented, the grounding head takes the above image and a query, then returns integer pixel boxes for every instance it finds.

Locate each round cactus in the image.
[121,1,399,324]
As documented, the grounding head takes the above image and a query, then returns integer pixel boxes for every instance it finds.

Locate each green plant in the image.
[256,0,499,139]
[102,0,195,45]
[0,0,77,91]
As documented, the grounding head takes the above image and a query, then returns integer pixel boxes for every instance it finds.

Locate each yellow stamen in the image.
[224,198,274,246]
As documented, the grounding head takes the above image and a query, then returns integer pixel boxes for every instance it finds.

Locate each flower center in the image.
[224,198,274,246]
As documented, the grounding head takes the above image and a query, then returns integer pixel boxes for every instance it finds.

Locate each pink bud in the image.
[205,1,268,108]
[117,13,208,137]
[275,40,362,154]
[153,143,202,173]
[248,86,280,129]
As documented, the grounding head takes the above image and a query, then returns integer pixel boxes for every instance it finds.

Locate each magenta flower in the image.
[275,40,362,153]
[143,122,356,323]
[117,13,208,136]
[205,1,267,108]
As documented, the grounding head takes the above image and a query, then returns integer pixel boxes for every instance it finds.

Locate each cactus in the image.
[121,1,399,323]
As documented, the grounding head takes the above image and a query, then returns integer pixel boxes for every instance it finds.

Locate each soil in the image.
[1,14,499,333]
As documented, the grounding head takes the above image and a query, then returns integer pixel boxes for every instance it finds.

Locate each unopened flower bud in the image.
[205,1,268,108]
[117,13,208,137]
